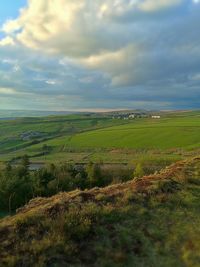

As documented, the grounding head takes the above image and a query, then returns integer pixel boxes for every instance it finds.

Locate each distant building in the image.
[112,112,148,120]
[129,114,135,119]
[20,131,44,141]
[152,115,161,119]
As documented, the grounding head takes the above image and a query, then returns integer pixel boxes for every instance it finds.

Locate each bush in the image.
[133,163,144,178]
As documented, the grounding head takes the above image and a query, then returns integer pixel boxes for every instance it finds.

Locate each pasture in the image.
[0,111,200,165]
[24,115,200,151]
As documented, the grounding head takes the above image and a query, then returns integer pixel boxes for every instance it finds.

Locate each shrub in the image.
[134,163,144,179]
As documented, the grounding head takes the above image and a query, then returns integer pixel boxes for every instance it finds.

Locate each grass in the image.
[1,111,200,165]
[32,151,182,166]
[0,114,127,156]
[64,117,200,150]
[21,116,200,152]
[1,157,200,266]
[0,212,9,219]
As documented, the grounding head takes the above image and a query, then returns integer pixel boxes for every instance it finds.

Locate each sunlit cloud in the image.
[0,87,17,95]
[0,36,14,46]
[139,0,183,11]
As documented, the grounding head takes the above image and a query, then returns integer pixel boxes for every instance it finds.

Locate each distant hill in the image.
[0,108,198,119]
[1,157,200,266]
[0,110,81,119]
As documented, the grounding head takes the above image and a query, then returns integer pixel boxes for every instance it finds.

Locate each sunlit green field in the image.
[1,111,200,164]
[0,114,127,154]
[24,115,200,151]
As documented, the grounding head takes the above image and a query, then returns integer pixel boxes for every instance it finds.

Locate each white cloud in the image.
[0,36,14,46]
[0,0,184,55]
[2,58,17,64]
[79,45,143,86]
[45,79,60,85]
[139,0,182,12]
[0,87,17,95]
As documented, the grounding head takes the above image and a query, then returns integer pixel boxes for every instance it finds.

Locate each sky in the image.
[0,0,200,111]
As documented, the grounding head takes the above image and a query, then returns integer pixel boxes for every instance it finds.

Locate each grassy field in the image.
[0,114,127,157]
[1,111,200,165]
[62,117,200,150]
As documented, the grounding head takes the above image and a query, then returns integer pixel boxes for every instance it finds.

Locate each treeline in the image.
[0,156,145,213]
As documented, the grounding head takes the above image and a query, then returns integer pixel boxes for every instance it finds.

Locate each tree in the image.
[17,155,30,177]
[21,155,30,169]
[86,162,102,188]
[0,168,32,212]
[33,168,55,196]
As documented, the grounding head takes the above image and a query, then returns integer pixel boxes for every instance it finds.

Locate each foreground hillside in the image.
[1,157,200,266]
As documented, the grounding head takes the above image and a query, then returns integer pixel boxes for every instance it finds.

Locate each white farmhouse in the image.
[129,114,135,119]
[152,115,161,119]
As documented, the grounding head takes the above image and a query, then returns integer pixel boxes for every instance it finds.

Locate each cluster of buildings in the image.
[112,112,161,120]
[20,131,44,141]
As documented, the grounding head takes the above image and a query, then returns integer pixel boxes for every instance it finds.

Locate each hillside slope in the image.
[0,115,125,158]
[1,157,200,267]
[63,116,200,150]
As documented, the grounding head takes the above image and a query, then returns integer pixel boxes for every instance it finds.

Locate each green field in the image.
[0,114,127,158]
[20,114,200,153]
[1,111,200,164]
[66,119,200,150]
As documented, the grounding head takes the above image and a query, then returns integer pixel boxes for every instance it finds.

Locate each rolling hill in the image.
[23,113,200,151]
[0,114,126,157]
[1,111,200,165]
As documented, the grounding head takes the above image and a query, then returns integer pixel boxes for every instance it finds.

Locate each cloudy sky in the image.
[0,0,200,111]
